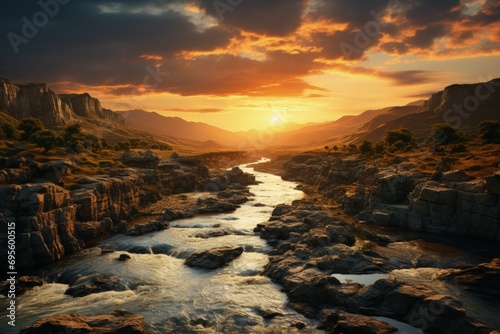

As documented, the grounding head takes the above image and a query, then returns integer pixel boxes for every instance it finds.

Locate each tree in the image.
[479,120,500,143]
[333,145,339,151]
[0,123,17,139]
[324,145,329,152]
[359,140,373,154]
[18,118,44,140]
[29,130,62,154]
[374,142,385,154]
[64,124,85,152]
[384,128,413,146]
[430,124,460,149]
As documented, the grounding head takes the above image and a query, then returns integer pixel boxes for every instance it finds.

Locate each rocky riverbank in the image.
[256,198,500,333]
[281,152,500,243]
[0,150,257,269]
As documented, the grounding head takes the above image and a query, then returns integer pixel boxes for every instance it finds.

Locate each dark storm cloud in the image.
[198,0,307,36]
[465,0,500,26]
[123,51,326,96]
[380,70,443,85]
[0,0,232,84]
[405,24,448,49]
[310,0,390,27]
[405,0,463,26]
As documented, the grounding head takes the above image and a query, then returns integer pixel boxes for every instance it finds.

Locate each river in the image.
[2,160,323,333]
[3,160,494,333]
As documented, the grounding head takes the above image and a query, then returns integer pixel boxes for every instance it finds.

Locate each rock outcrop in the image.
[0,183,83,268]
[0,79,77,126]
[0,79,123,126]
[59,93,123,122]
[283,153,500,242]
[20,309,150,334]
[119,150,159,169]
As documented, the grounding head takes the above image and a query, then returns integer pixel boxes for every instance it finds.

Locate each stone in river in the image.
[184,246,244,269]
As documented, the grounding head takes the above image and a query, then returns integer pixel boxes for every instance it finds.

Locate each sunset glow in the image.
[1,0,499,131]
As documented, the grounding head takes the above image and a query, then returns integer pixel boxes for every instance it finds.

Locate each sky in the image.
[1,0,499,131]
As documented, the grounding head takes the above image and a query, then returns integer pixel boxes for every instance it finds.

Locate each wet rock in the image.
[126,220,169,236]
[257,308,283,319]
[184,246,244,269]
[20,309,150,334]
[195,197,239,213]
[100,247,115,254]
[318,311,398,334]
[281,268,340,306]
[228,167,257,185]
[1,276,44,297]
[117,254,131,261]
[65,274,124,297]
[119,150,159,169]
[194,230,231,239]
[440,258,500,297]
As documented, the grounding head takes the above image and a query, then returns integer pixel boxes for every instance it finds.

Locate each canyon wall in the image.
[283,154,500,243]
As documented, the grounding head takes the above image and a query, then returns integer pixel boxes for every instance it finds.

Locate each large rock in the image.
[184,246,243,269]
[0,276,44,297]
[20,309,150,334]
[35,160,73,185]
[65,274,125,297]
[318,311,398,334]
[119,150,159,169]
[440,258,500,297]
[0,183,83,268]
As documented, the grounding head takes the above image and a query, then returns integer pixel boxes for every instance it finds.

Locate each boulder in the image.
[36,160,73,185]
[486,171,500,196]
[440,258,500,297]
[119,150,159,169]
[318,311,398,334]
[20,309,150,334]
[184,246,243,269]
[126,220,169,236]
[441,170,475,183]
[1,276,44,297]
[65,274,125,297]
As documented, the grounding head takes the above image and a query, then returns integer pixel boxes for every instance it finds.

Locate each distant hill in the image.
[117,109,243,146]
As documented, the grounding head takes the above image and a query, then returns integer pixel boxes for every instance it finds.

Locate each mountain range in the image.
[1,77,499,150]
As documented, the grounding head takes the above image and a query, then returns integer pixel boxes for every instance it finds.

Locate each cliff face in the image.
[283,154,500,243]
[59,93,124,123]
[0,79,123,126]
[0,183,83,267]
[0,79,77,126]
[419,79,500,114]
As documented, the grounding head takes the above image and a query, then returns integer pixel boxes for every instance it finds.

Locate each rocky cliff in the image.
[59,93,123,123]
[0,152,223,268]
[0,183,83,267]
[420,79,500,114]
[283,154,500,242]
[0,79,123,126]
[0,79,77,126]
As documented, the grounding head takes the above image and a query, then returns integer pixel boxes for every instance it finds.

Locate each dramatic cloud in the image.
[0,0,499,101]
[198,0,307,37]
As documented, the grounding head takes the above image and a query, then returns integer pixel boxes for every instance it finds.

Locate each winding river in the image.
[2,160,496,333]
[2,161,323,333]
